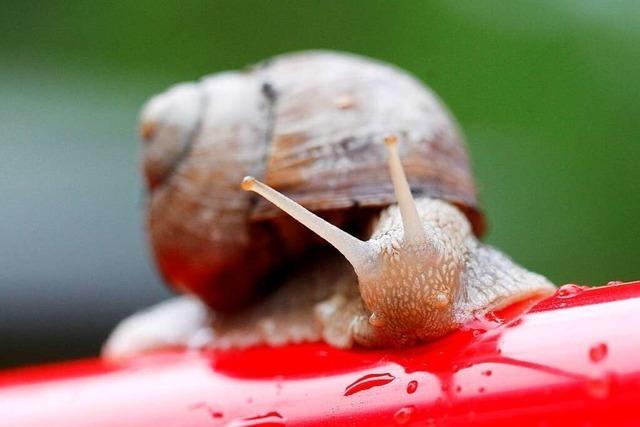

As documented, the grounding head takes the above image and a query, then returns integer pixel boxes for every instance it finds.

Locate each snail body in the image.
[140,51,482,311]
[104,51,553,358]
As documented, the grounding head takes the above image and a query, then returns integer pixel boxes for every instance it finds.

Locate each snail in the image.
[104,51,554,358]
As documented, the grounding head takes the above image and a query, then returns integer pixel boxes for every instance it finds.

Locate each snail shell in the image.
[140,51,484,310]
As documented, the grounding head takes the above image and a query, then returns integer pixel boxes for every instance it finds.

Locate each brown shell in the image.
[254,52,481,228]
[139,51,484,310]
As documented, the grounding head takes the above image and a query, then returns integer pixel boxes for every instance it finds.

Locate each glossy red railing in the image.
[1,281,639,426]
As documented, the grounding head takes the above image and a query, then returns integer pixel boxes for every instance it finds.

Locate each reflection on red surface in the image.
[1,282,640,426]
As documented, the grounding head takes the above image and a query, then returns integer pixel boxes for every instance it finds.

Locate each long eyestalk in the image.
[241,177,372,271]
[384,136,427,244]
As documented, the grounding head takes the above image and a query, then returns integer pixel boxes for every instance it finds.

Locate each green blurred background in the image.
[1,1,638,368]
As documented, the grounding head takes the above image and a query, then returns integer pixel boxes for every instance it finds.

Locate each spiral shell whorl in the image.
[143,72,276,309]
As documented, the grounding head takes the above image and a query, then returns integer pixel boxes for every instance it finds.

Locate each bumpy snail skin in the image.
[102,295,214,359]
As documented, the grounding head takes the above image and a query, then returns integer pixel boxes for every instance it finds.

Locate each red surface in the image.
[1,282,640,426]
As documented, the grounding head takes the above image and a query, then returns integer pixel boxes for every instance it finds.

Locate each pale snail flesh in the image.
[103,51,554,358]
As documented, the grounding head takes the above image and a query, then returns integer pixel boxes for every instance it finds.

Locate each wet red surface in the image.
[1,281,640,426]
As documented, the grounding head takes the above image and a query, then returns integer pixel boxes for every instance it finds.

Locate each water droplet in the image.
[465,311,504,334]
[481,370,492,376]
[589,343,608,363]
[557,284,584,299]
[485,311,503,324]
[507,318,524,328]
[586,373,614,399]
[344,372,396,396]
[394,405,415,425]
[406,380,418,394]
[227,411,285,427]
[189,402,223,419]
